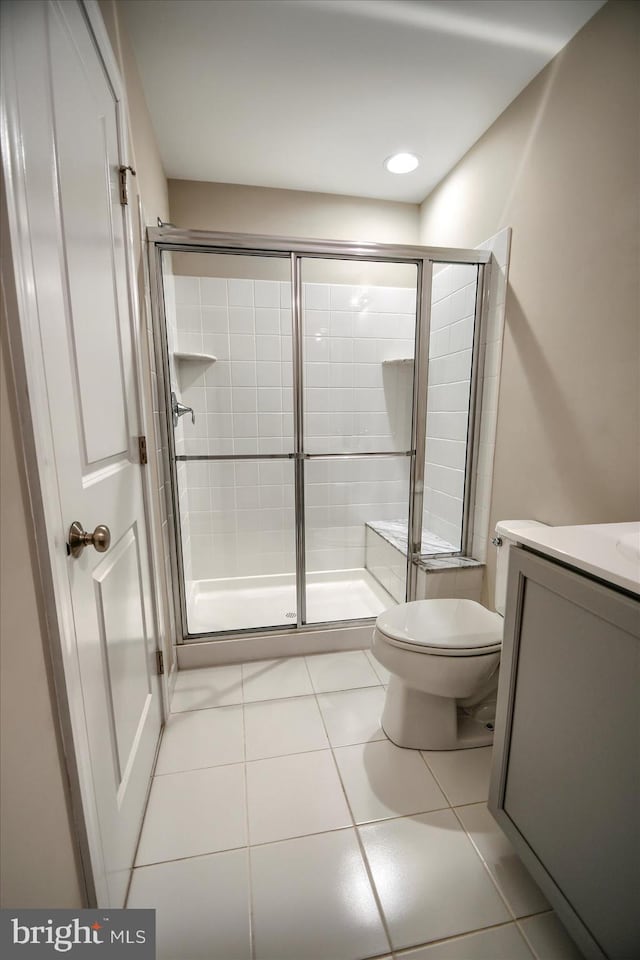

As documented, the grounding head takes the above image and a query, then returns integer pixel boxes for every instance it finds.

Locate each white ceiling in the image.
[122,0,604,204]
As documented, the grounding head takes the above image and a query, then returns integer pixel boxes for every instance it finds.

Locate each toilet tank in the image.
[494,520,549,615]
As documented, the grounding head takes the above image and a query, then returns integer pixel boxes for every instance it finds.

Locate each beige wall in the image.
[1,241,84,907]
[168,179,419,283]
[169,179,419,244]
[419,0,640,604]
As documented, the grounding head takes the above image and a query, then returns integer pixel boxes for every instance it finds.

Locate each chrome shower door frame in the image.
[147,227,490,643]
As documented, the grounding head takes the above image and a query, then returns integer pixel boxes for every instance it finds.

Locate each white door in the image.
[1,0,162,905]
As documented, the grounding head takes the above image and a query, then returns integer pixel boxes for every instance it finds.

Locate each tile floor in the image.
[128,650,585,960]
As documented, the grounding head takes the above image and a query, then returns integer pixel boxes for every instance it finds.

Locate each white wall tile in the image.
[328,283,358,311]
[279,309,292,335]
[201,333,228,360]
[304,309,330,338]
[330,310,354,337]
[304,337,329,364]
[256,387,281,412]
[254,280,280,308]
[281,336,293,361]
[256,362,281,387]
[254,307,280,334]
[305,283,330,310]
[231,362,257,387]
[232,413,258,437]
[228,306,254,333]
[201,306,229,334]
[227,279,254,307]
[330,338,354,364]
[174,276,200,306]
[200,277,228,306]
[231,387,257,413]
[176,305,202,333]
[255,335,280,362]
[279,282,291,308]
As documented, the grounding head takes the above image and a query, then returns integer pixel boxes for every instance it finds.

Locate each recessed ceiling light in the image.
[384,152,420,174]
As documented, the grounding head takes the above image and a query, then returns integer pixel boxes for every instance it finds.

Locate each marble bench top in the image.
[365,519,484,572]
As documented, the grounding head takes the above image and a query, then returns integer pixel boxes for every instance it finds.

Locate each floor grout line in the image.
[391,916,538,958]
[416,750,455,804]
[240,717,256,960]
[171,678,386,714]
[134,843,251,872]
[449,802,519,923]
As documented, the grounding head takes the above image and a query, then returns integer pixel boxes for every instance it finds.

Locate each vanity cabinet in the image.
[489,547,640,960]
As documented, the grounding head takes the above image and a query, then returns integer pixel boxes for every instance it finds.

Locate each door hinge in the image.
[138,435,148,465]
[119,164,136,205]
[156,650,164,675]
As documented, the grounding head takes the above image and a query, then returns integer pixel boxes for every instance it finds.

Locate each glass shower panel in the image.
[304,456,410,623]
[301,259,418,454]
[422,262,479,554]
[179,458,296,634]
[162,250,294,458]
[162,250,296,634]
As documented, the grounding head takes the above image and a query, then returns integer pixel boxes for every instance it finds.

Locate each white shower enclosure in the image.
[148,228,489,641]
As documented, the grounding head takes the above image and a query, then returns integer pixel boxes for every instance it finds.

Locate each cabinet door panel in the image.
[491,548,639,960]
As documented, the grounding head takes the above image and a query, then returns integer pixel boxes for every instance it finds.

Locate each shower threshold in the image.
[186,568,396,635]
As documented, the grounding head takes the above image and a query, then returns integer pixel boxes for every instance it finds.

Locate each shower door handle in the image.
[171,392,196,427]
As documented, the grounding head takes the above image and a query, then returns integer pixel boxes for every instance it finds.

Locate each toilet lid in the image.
[375,599,502,655]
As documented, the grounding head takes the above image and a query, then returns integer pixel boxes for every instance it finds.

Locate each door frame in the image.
[147,227,491,643]
[0,0,166,905]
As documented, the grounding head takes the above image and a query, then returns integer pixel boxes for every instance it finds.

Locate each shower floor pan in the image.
[186,568,396,635]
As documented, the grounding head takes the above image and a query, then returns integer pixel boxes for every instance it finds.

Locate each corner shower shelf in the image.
[173,351,217,363]
[382,357,413,366]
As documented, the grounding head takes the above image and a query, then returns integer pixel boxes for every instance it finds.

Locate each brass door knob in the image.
[68,521,111,558]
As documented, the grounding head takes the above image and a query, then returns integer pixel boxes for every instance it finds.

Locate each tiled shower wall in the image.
[423,263,478,549]
[166,279,415,581]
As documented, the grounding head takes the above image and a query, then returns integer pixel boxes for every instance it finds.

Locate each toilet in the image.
[372,521,546,750]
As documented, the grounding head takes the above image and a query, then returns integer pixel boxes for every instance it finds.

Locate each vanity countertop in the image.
[502,521,640,597]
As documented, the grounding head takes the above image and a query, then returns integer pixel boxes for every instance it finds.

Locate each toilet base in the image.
[381,676,495,751]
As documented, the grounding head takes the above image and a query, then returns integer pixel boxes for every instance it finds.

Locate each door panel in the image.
[94,524,153,780]
[50,8,131,464]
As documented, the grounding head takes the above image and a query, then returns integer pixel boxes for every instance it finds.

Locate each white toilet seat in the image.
[375,598,502,657]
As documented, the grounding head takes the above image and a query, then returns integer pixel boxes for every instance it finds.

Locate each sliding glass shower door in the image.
[161,249,298,634]
[300,258,417,623]
[160,247,422,635]
[161,248,419,635]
